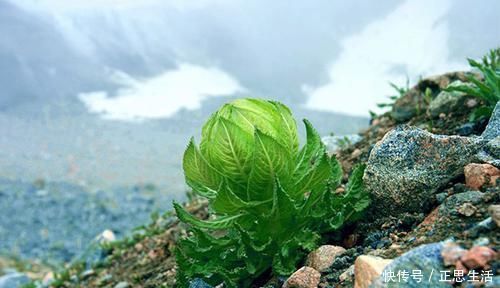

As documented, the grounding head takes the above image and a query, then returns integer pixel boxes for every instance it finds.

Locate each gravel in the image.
[0,178,180,265]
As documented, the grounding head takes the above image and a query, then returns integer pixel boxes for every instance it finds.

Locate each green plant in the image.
[446,48,500,120]
[377,79,410,110]
[174,98,369,287]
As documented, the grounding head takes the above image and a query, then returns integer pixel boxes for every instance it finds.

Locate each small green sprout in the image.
[377,79,410,110]
[446,48,500,120]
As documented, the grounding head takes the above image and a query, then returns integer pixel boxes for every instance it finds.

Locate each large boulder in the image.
[476,137,500,168]
[482,101,500,140]
[371,243,448,288]
[477,102,500,167]
[363,125,485,215]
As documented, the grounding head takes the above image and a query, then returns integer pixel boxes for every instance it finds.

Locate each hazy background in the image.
[1,0,499,193]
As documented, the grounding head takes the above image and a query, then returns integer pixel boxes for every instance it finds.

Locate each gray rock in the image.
[390,72,472,123]
[322,134,362,155]
[476,102,500,167]
[189,278,214,288]
[482,101,500,140]
[464,217,495,238]
[0,272,30,288]
[438,191,486,217]
[429,81,472,117]
[371,242,448,288]
[477,137,500,168]
[363,125,485,215]
[485,137,500,158]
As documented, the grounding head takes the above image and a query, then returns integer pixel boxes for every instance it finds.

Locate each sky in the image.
[0,0,499,190]
[3,0,500,119]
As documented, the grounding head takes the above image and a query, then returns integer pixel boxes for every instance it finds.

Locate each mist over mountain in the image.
[0,0,498,191]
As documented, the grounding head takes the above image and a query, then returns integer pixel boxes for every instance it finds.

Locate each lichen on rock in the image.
[363,125,485,215]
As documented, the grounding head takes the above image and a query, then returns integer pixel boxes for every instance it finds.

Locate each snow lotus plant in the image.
[174,98,369,287]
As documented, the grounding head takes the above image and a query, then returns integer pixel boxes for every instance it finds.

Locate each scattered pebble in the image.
[353,255,392,288]
[351,149,362,159]
[488,204,500,226]
[440,242,466,266]
[338,264,354,282]
[98,274,113,285]
[283,266,321,288]
[457,202,477,217]
[472,237,490,247]
[466,98,478,108]
[460,246,497,270]
[306,245,346,272]
[464,163,500,190]
[0,178,172,263]
[343,234,358,248]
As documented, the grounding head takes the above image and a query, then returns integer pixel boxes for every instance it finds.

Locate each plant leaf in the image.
[269,101,299,154]
[292,119,324,177]
[174,202,245,230]
[200,117,253,197]
[247,129,292,202]
[183,138,221,198]
[291,152,331,201]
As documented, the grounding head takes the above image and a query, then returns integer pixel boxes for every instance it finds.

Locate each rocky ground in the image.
[0,179,181,287]
[5,71,499,288]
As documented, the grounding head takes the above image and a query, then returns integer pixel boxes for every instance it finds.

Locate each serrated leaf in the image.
[273,230,319,276]
[344,164,368,212]
[183,138,221,198]
[176,99,372,287]
[330,155,343,187]
[210,180,248,214]
[291,151,332,201]
[341,164,371,223]
[236,223,273,252]
[328,212,345,230]
[293,229,320,252]
[269,101,299,154]
[191,227,233,248]
[247,130,292,202]
[223,98,277,134]
[174,202,244,230]
[221,98,299,154]
[211,181,272,215]
[293,119,323,176]
[269,179,298,225]
[200,117,253,198]
[300,185,328,220]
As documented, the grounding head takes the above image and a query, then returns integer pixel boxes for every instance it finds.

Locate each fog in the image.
[3,0,498,117]
[79,64,243,120]
[0,0,498,189]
